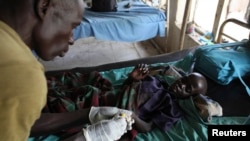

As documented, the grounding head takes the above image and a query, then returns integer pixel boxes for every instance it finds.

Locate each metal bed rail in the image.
[216,18,250,43]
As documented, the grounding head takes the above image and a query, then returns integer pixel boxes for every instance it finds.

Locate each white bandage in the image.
[89,106,135,131]
[83,114,128,141]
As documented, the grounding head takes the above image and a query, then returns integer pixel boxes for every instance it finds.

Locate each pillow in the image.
[194,40,250,95]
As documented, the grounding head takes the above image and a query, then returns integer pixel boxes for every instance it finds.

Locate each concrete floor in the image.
[39,37,161,71]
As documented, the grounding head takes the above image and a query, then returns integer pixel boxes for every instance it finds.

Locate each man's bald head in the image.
[0,0,85,61]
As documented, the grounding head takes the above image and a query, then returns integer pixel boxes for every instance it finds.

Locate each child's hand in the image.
[130,64,149,81]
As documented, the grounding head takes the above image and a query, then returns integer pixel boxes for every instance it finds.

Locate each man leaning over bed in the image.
[0,0,134,141]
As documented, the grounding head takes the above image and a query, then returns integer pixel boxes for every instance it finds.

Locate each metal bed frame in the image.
[216,18,250,43]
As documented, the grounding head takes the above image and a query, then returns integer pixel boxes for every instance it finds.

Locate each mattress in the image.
[29,43,250,141]
[73,1,167,42]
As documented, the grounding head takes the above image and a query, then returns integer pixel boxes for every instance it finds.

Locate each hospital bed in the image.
[29,18,250,141]
[73,0,167,42]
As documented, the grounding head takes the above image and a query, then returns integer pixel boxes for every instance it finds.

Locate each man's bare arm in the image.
[30,108,91,137]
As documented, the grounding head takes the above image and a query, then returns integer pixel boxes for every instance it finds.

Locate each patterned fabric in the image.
[44,71,116,113]
[45,70,146,114]
[42,70,183,140]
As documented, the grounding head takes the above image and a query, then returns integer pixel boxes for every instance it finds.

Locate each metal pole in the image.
[179,0,192,50]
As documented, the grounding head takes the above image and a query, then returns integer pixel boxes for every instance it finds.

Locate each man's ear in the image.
[34,0,50,19]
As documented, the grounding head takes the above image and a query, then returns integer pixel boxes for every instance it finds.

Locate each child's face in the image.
[170,73,207,98]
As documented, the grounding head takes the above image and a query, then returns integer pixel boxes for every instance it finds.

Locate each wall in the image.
[153,0,200,53]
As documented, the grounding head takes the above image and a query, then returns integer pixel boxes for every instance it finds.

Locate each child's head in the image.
[169,72,207,98]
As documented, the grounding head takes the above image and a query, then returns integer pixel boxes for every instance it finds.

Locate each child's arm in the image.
[122,64,154,132]
[131,112,153,133]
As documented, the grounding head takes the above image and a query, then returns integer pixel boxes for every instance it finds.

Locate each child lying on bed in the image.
[30,63,208,140]
[115,63,208,133]
[83,63,209,132]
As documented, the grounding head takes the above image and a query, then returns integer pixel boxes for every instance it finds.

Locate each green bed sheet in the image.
[29,53,249,141]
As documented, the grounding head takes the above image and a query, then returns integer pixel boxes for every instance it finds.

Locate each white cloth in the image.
[83,114,128,141]
[89,106,134,130]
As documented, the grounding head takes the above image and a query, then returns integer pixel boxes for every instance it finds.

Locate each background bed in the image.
[73,0,167,42]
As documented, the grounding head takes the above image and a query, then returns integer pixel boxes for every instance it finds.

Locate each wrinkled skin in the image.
[31,0,85,61]
[0,0,85,61]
